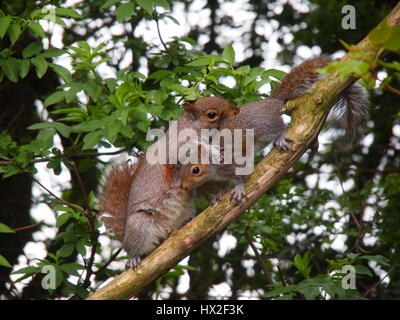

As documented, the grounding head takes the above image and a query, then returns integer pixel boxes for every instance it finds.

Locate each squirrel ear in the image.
[183,101,194,112]
[229,106,240,116]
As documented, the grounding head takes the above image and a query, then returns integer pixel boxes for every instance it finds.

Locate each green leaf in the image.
[49,63,72,83]
[154,0,171,9]
[60,263,83,276]
[59,243,75,257]
[263,68,286,81]
[28,121,71,138]
[346,253,360,260]
[116,2,135,22]
[28,22,46,38]
[148,70,174,81]
[8,23,21,45]
[76,241,86,256]
[264,284,298,298]
[354,265,373,277]
[0,223,15,233]
[137,0,154,15]
[370,22,400,51]
[163,14,180,25]
[0,58,19,82]
[31,56,48,78]
[83,131,102,150]
[12,266,40,275]
[0,254,12,268]
[72,120,104,132]
[43,91,65,107]
[22,41,43,59]
[55,8,82,19]
[0,15,12,39]
[101,0,120,9]
[19,59,30,78]
[83,81,102,102]
[223,43,235,65]
[186,57,210,67]
[56,213,71,228]
[299,285,320,300]
[38,48,65,59]
[358,255,390,267]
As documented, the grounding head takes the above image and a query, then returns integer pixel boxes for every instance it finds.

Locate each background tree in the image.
[0,0,399,299]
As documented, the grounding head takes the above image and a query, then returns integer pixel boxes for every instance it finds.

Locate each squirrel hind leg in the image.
[274,133,293,152]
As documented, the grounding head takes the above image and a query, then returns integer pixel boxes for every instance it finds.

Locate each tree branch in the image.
[87,3,400,300]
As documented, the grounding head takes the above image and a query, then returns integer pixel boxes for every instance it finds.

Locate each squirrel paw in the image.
[274,135,293,152]
[230,185,246,205]
[210,190,226,205]
[126,256,141,269]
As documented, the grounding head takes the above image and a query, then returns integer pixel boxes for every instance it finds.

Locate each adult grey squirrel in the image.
[98,97,239,268]
[179,56,369,204]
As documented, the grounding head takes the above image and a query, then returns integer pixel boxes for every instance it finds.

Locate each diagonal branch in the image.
[87,3,400,300]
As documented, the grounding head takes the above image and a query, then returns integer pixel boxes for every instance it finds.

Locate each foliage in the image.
[0,0,399,300]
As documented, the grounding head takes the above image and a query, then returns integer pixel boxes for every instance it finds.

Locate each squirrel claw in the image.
[230,185,246,205]
[210,190,226,205]
[274,134,292,152]
[126,256,141,269]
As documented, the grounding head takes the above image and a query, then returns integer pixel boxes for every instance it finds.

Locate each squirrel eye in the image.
[192,166,201,175]
[207,111,217,119]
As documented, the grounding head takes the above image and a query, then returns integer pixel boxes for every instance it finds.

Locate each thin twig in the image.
[385,83,400,96]
[13,220,44,232]
[333,155,363,231]
[244,228,273,284]
[60,155,90,211]
[95,248,123,277]
[83,241,98,288]
[30,175,85,214]
[363,264,397,297]
[276,265,287,287]
[0,149,126,166]
[155,15,170,53]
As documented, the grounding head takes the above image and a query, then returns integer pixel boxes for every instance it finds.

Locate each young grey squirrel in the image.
[98,97,239,268]
[179,56,369,204]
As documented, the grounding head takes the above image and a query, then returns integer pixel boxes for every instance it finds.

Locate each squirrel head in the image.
[183,96,239,129]
[180,163,217,190]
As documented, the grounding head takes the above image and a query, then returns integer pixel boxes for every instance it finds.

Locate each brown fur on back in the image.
[270,56,332,102]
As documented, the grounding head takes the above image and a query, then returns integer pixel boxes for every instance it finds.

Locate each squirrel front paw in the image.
[210,190,226,205]
[274,134,293,152]
[126,256,142,269]
[230,184,246,205]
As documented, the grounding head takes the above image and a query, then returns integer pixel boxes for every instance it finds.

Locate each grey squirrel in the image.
[98,97,239,268]
[99,56,369,267]
[179,56,369,204]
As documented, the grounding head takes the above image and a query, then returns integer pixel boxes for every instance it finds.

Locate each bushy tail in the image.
[328,83,368,146]
[270,56,369,146]
[97,154,139,241]
[270,56,332,102]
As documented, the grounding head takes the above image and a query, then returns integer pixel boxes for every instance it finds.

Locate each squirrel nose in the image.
[181,182,189,190]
